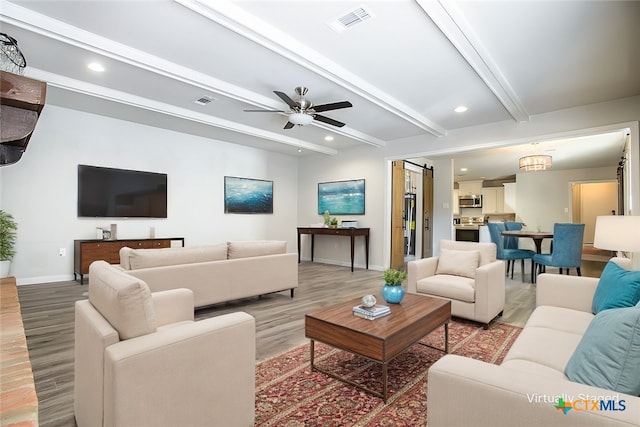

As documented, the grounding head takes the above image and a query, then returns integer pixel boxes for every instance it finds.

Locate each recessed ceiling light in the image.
[297,148,302,153]
[460,167,468,172]
[324,136,334,141]
[87,62,105,72]
[454,106,468,113]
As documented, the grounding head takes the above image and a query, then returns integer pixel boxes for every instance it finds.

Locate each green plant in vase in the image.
[323,210,331,227]
[0,210,18,277]
[330,218,339,228]
[382,268,407,304]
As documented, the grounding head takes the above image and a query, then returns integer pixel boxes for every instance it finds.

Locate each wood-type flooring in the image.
[16,259,605,426]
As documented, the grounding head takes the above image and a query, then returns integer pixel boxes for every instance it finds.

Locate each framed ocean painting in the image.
[317,179,365,215]
[224,176,273,214]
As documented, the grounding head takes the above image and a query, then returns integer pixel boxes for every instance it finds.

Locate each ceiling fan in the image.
[244,86,352,129]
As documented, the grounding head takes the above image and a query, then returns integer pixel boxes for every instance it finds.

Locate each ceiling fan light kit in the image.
[244,86,352,129]
[519,154,552,172]
[288,112,313,126]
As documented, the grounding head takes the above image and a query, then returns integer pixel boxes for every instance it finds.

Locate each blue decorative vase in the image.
[382,284,405,304]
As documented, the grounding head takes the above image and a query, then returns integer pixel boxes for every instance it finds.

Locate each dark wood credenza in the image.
[297,227,369,272]
[73,237,185,283]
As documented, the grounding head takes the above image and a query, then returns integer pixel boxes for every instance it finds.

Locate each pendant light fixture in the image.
[519,143,552,172]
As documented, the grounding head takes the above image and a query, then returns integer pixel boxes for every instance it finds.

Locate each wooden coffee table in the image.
[305,293,451,402]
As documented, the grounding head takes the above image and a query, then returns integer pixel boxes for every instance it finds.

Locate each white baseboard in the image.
[16,274,77,286]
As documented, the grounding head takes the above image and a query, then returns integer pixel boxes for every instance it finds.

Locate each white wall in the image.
[3,96,638,284]
[515,166,616,252]
[431,158,456,255]
[0,105,299,284]
[378,98,639,258]
[307,96,639,264]
[297,147,385,270]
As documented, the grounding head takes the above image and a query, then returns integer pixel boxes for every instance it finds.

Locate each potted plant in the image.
[323,210,331,227]
[382,268,407,304]
[0,210,17,278]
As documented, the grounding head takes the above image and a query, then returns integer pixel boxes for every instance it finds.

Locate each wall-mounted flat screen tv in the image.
[77,165,168,218]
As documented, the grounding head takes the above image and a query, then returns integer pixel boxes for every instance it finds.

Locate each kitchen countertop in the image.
[454,224,484,229]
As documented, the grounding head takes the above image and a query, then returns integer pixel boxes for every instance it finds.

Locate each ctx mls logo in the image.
[555,397,626,415]
[555,398,572,414]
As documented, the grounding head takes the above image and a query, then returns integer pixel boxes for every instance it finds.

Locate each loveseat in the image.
[427,257,640,426]
[75,261,255,427]
[118,240,298,309]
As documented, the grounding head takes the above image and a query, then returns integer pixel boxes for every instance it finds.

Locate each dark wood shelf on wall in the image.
[73,237,185,283]
[0,72,47,166]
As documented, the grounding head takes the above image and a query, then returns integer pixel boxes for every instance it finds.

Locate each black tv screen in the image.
[77,165,167,218]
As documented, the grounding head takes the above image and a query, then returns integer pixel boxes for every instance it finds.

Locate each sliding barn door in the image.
[390,160,405,269]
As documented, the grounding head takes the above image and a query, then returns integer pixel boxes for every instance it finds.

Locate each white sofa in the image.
[407,240,505,327]
[118,240,298,308]
[75,261,255,427]
[427,258,640,427]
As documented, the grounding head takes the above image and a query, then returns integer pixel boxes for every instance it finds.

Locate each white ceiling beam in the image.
[177,0,446,137]
[416,0,530,123]
[27,68,338,155]
[0,2,360,152]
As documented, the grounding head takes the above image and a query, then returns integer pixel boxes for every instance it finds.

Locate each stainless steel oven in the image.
[455,227,480,242]
[459,195,482,208]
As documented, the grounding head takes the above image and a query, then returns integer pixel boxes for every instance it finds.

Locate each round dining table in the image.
[501,230,553,254]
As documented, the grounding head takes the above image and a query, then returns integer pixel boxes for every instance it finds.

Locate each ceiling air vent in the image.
[194,95,214,106]
[328,6,373,32]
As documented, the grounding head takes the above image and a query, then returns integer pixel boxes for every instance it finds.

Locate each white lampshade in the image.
[288,112,313,126]
[594,215,640,270]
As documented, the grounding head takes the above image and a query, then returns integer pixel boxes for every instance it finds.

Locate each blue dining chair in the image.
[503,222,523,249]
[532,223,585,282]
[487,222,536,282]
[503,221,523,275]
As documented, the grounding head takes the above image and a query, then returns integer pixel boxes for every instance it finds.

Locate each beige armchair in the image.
[407,240,505,328]
[74,261,255,427]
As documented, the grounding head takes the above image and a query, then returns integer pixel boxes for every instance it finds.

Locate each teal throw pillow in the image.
[565,306,640,395]
[592,261,640,314]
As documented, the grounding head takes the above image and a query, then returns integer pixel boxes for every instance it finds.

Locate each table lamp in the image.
[593,215,640,270]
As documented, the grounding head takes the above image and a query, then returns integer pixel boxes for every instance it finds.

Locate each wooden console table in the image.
[73,237,185,283]
[297,227,369,272]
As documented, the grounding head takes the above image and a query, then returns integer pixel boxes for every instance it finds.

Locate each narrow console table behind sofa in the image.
[297,227,369,272]
[74,237,185,283]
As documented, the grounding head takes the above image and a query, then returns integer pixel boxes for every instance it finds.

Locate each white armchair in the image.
[407,240,505,327]
[74,261,255,427]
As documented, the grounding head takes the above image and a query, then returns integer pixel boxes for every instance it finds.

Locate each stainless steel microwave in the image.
[459,195,482,208]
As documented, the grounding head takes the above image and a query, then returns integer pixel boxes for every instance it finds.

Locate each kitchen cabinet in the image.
[458,180,483,197]
[482,187,504,214]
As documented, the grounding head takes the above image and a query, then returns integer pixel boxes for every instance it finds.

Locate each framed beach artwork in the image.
[224,176,274,214]
[317,179,365,215]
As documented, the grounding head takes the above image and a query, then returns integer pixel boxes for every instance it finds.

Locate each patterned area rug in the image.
[255,319,521,426]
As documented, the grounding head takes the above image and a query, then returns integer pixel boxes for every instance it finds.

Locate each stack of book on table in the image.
[352,304,391,320]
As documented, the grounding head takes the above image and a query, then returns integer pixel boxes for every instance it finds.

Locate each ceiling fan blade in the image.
[283,121,295,129]
[313,114,346,128]
[243,109,286,112]
[273,91,299,109]
[312,101,352,113]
